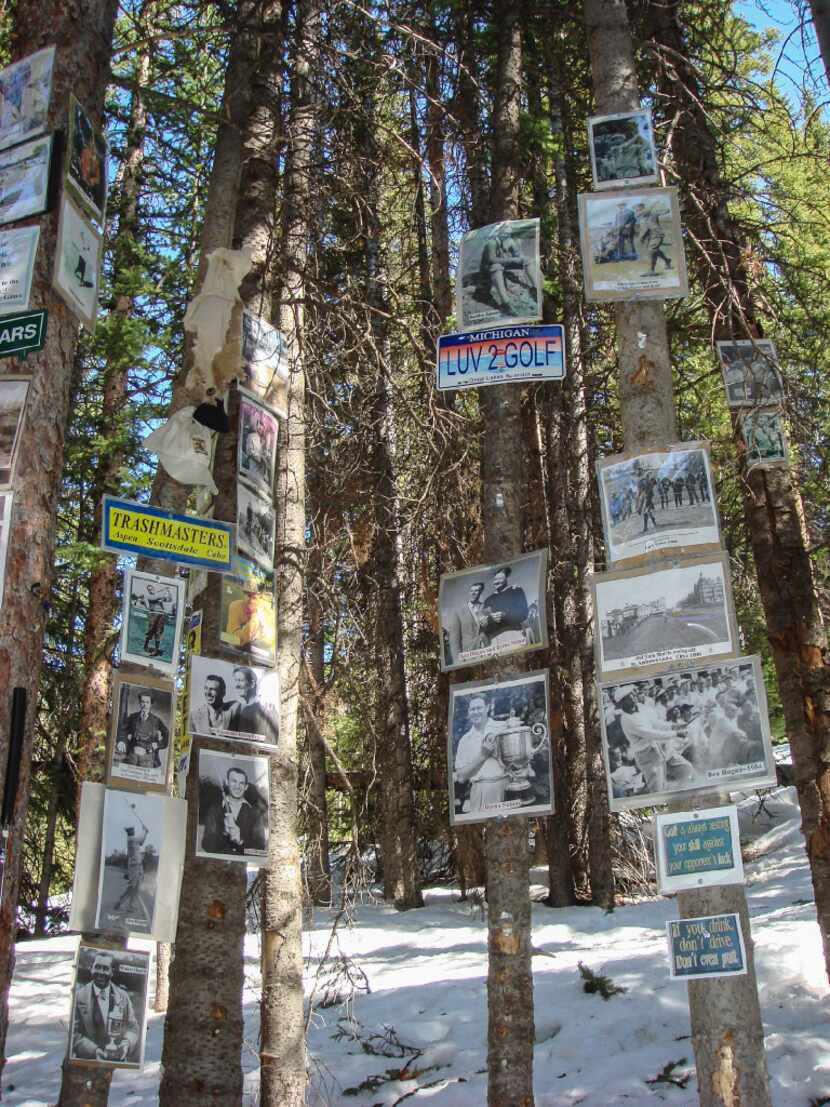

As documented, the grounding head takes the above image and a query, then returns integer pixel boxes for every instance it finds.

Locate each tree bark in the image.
[303,517,331,906]
[808,0,830,91]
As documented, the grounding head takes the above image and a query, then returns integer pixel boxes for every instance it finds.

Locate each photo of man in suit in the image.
[69,948,145,1066]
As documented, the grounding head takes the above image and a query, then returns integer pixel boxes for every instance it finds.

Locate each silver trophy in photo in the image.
[496,717,546,799]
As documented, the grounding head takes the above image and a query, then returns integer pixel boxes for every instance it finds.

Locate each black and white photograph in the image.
[0,492,13,607]
[448,670,552,825]
[188,654,280,749]
[716,339,784,408]
[587,109,659,190]
[0,46,55,152]
[578,187,688,302]
[0,224,39,311]
[67,943,149,1069]
[119,569,186,676]
[592,553,738,678]
[107,673,174,793]
[438,549,548,672]
[598,656,776,811]
[196,748,269,864]
[220,560,276,665]
[239,310,289,415]
[0,377,29,488]
[0,133,53,226]
[596,443,719,564]
[740,409,789,470]
[53,193,102,332]
[66,94,108,223]
[238,394,279,497]
[237,480,275,573]
[456,217,542,330]
[95,790,162,935]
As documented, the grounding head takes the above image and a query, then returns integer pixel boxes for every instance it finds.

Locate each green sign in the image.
[0,309,47,360]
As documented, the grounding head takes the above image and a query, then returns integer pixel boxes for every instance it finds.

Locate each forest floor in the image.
[5,783,829,1106]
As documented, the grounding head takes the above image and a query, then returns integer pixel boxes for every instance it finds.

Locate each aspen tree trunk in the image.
[648,0,830,987]
[0,0,119,1077]
[583,3,772,1105]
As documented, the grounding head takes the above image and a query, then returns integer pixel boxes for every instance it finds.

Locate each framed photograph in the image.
[95,789,164,935]
[740,409,789,470]
[107,673,175,793]
[119,569,186,676]
[0,377,29,487]
[220,560,276,665]
[598,655,776,812]
[592,553,738,679]
[456,217,542,331]
[66,95,108,223]
[53,193,102,332]
[237,481,275,573]
[438,549,548,672]
[188,654,280,749]
[715,339,784,408]
[238,393,279,498]
[0,224,39,311]
[67,942,149,1068]
[196,748,269,864]
[0,46,55,152]
[0,492,13,607]
[655,805,744,894]
[667,914,747,980]
[239,310,289,416]
[0,133,53,226]
[588,109,659,191]
[596,442,719,565]
[448,670,552,825]
[578,187,688,302]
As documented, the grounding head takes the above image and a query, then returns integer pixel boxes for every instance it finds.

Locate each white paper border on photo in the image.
[587,108,659,192]
[119,569,186,678]
[596,441,720,565]
[195,746,271,866]
[66,939,151,1069]
[597,655,777,813]
[53,192,102,332]
[0,133,53,226]
[739,408,789,472]
[666,913,748,981]
[578,187,689,303]
[438,548,548,673]
[94,789,162,937]
[447,669,552,826]
[236,480,275,574]
[715,339,784,409]
[654,805,744,894]
[0,46,55,152]
[107,671,176,794]
[0,225,39,312]
[0,377,29,488]
[591,551,739,681]
[237,390,280,500]
[187,653,280,751]
[455,217,543,332]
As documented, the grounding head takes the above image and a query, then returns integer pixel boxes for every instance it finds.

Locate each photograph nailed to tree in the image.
[715,339,784,408]
[95,789,161,935]
[67,944,149,1069]
[196,747,269,863]
[588,108,658,189]
[456,217,542,329]
[740,409,789,469]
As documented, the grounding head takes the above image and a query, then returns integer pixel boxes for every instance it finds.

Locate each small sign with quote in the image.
[655,805,743,894]
[666,914,747,980]
[0,309,47,360]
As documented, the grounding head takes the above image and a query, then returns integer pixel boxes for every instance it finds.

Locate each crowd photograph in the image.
[588,108,658,189]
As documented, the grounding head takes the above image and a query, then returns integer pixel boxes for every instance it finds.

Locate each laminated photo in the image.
[587,109,659,191]
[578,187,688,302]
[456,218,542,331]
[239,310,289,416]
[715,339,784,408]
[0,46,55,152]
[0,225,39,311]
[66,94,108,223]
[67,943,149,1069]
[438,549,548,672]
[196,747,269,864]
[237,481,275,573]
[238,393,279,498]
[740,409,789,470]
[95,790,163,935]
[448,670,552,825]
[596,443,719,564]
[188,654,280,749]
[0,377,29,487]
[107,673,175,793]
[0,133,53,226]
[119,569,186,676]
[53,193,102,332]
[598,656,776,812]
[220,559,276,665]
[592,553,738,679]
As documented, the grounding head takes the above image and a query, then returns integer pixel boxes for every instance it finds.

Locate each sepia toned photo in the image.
[448,670,552,825]
[95,790,162,935]
[220,559,276,665]
[596,443,719,564]
[716,339,784,408]
[0,377,29,487]
[67,943,149,1069]
[592,553,738,678]
[438,550,548,672]
[587,109,658,191]
[237,480,275,573]
[196,748,269,864]
[238,394,279,498]
[0,46,55,152]
[0,225,39,312]
[598,656,776,812]
[66,94,108,223]
[239,310,289,416]
[188,654,280,749]
[119,569,185,676]
[456,217,542,330]
[107,673,174,793]
[53,193,102,332]
[740,409,789,470]
[578,187,688,302]
[0,133,53,226]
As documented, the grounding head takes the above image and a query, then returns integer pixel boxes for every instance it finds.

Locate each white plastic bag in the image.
[144,406,218,493]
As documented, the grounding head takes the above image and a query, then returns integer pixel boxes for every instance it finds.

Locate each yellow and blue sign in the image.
[436,324,565,391]
[101,496,234,572]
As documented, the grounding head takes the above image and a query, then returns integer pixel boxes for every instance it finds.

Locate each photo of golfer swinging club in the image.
[456,217,542,330]
[95,790,161,936]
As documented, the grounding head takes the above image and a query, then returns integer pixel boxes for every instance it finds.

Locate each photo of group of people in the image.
[188,654,279,749]
[740,409,789,470]
[237,479,275,574]
[587,109,658,191]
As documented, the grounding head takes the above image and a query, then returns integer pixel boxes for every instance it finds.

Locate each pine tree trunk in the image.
[303,519,331,905]
[808,0,830,90]
[154,942,172,1012]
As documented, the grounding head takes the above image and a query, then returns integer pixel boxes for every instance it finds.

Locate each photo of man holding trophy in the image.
[448,671,552,824]
[67,944,149,1068]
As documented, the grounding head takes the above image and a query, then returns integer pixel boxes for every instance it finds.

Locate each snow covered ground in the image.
[4,785,829,1106]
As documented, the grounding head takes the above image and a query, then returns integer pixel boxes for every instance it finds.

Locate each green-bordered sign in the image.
[101,495,235,573]
[0,309,47,360]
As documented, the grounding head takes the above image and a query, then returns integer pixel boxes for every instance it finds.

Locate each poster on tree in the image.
[456,218,542,330]
[0,47,55,152]
[67,943,149,1069]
